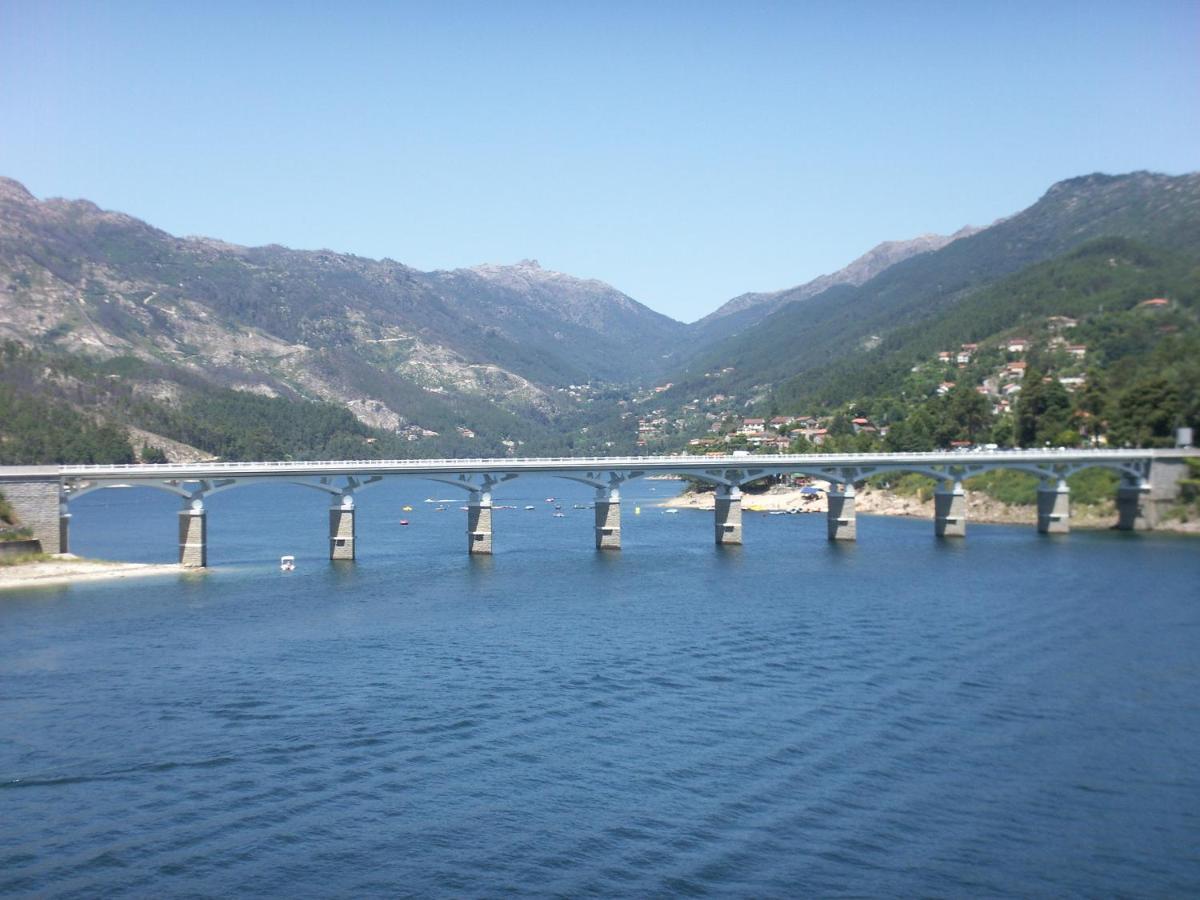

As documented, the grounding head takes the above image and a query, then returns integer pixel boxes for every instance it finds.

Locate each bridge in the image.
[0,448,1194,566]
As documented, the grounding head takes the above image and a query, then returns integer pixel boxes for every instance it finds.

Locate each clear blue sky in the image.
[2,1,1197,322]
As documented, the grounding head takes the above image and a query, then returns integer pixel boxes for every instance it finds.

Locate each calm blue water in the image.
[2,477,1198,897]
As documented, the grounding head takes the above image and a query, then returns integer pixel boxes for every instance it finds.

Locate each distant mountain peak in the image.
[695,226,978,331]
[0,176,35,203]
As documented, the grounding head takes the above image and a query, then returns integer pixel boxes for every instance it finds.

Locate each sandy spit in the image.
[0,554,182,591]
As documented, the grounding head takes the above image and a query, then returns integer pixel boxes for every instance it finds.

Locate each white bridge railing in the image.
[57,447,1193,477]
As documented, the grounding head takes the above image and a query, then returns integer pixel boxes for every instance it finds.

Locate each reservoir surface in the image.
[2,477,1198,896]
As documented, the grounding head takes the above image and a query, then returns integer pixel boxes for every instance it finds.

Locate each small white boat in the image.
[280,555,295,572]
[664,509,679,514]
[524,505,536,510]
[552,512,566,518]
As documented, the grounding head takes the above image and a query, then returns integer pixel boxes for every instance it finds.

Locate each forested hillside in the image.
[668,172,1200,404]
[0,343,637,464]
[691,237,1199,457]
[778,237,1200,414]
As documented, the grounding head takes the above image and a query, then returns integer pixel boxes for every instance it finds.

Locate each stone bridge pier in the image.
[467,490,493,554]
[329,493,356,560]
[1037,480,1071,534]
[178,496,207,567]
[934,480,967,537]
[714,484,742,545]
[827,484,857,541]
[594,485,621,550]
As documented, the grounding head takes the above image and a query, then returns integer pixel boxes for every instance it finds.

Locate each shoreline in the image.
[0,554,182,591]
[660,484,1200,533]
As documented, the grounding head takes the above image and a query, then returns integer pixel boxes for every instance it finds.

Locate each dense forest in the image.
[0,382,135,465]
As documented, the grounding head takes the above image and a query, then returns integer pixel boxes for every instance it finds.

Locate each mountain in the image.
[2,169,1196,465]
[670,171,1200,408]
[0,176,686,456]
[689,227,978,347]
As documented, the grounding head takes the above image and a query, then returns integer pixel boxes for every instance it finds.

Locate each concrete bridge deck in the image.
[1,449,1194,565]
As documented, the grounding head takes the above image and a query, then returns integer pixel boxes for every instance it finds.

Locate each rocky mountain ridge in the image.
[693,225,979,340]
[0,177,690,448]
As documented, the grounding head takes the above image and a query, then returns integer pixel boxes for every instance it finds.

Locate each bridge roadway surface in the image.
[53,447,1194,484]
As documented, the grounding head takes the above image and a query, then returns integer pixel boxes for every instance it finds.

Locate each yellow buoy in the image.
[634,505,641,515]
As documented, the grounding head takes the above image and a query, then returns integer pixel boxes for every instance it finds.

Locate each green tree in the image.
[1015,369,1073,446]
[828,413,855,437]
[1110,375,1181,447]
[885,408,936,452]
[936,385,993,445]
[140,444,169,464]
[1073,369,1109,446]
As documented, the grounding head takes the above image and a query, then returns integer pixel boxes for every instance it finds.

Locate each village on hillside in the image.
[626,300,1176,455]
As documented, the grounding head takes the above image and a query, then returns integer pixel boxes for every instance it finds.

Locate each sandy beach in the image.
[0,554,181,591]
[660,483,1200,532]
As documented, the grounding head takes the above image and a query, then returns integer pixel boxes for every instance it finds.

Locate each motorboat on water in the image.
[280,555,295,572]
[400,519,410,526]
[552,512,566,518]
[524,505,536,510]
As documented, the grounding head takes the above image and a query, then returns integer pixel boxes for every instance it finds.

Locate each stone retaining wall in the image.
[0,539,43,561]
[0,473,64,554]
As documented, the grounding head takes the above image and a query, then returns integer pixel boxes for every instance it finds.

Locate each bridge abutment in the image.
[1116,460,1188,531]
[827,484,857,541]
[178,499,207,567]
[714,485,742,545]
[468,491,493,554]
[1037,480,1070,534]
[329,495,356,560]
[594,486,621,550]
[934,481,967,537]
[0,471,68,554]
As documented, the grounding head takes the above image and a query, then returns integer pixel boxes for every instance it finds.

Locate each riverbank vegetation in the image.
[0,491,33,543]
